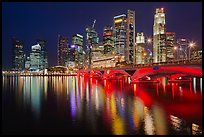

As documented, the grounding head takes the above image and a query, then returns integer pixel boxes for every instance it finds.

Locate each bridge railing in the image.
[86,58,202,70]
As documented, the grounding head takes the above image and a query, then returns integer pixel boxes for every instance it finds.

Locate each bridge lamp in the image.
[147,38,152,44]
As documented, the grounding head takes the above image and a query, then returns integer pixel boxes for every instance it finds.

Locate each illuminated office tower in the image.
[72,34,84,68]
[126,10,136,64]
[67,44,76,68]
[11,37,25,71]
[177,38,188,60]
[136,32,145,64]
[153,8,166,63]
[29,44,43,71]
[57,34,68,66]
[103,25,114,54]
[113,14,127,62]
[166,32,176,62]
[85,24,99,68]
[37,39,48,69]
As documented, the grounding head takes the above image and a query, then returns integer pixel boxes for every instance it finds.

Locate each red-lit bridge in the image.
[77,63,202,82]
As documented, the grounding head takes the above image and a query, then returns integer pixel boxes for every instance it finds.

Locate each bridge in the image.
[130,65,202,83]
[77,63,202,82]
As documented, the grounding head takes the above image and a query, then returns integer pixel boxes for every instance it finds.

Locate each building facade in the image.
[177,38,188,60]
[85,25,99,68]
[29,44,43,71]
[72,34,84,69]
[11,37,25,71]
[126,10,136,64]
[191,50,202,61]
[136,32,145,64]
[57,34,68,66]
[113,14,127,62]
[37,39,48,69]
[153,8,166,63]
[103,26,114,54]
[166,32,176,62]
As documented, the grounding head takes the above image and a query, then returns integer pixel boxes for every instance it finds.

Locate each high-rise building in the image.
[37,39,48,68]
[85,25,99,68]
[29,44,43,71]
[72,34,83,46]
[191,50,202,61]
[153,8,166,63]
[11,37,25,71]
[67,44,76,68]
[126,10,136,64]
[57,34,68,66]
[136,32,145,64]
[113,14,127,62]
[166,32,176,62]
[103,26,114,54]
[85,25,99,48]
[177,38,188,60]
[72,34,84,68]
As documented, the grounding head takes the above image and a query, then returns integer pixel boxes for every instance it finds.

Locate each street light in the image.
[147,38,152,44]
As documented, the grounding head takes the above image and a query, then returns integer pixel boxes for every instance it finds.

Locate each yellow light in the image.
[143,52,147,56]
[189,41,196,47]
[114,19,123,23]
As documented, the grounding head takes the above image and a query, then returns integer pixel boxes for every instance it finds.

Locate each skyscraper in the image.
[29,44,43,71]
[11,37,25,71]
[85,25,99,49]
[37,39,48,68]
[166,32,176,62]
[72,34,84,68]
[57,34,68,66]
[113,14,127,62]
[153,8,166,63]
[85,25,99,68]
[126,10,136,64]
[177,38,188,60]
[103,25,114,54]
[67,44,76,68]
[136,32,145,64]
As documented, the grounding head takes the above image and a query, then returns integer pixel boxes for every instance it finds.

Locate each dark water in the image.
[2,75,202,135]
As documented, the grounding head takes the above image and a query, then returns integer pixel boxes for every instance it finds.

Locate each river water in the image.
[2,75,202,135]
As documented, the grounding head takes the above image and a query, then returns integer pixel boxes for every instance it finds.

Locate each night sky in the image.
[2,2,202,69]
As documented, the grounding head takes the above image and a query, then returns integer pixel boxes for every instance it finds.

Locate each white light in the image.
[76,34,83,38]
[114,14,126,19]
[200,78,202,94]
[193,77,196,93]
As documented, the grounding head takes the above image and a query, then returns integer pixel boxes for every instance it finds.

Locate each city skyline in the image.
[2,2,202,69]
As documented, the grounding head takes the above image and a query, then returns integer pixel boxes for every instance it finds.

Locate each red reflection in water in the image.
[171,83,175,99]
[138,90,153,107]
[131,80,202,121]
[104,80,113,97]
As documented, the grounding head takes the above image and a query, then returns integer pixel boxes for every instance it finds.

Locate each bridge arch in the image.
[102,69,131,80]
[131,66,202,82]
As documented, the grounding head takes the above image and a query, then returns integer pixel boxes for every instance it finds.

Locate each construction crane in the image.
[92,19,96,29]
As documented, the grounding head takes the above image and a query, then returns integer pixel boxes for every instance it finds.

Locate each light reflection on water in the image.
[2,76,202,135]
